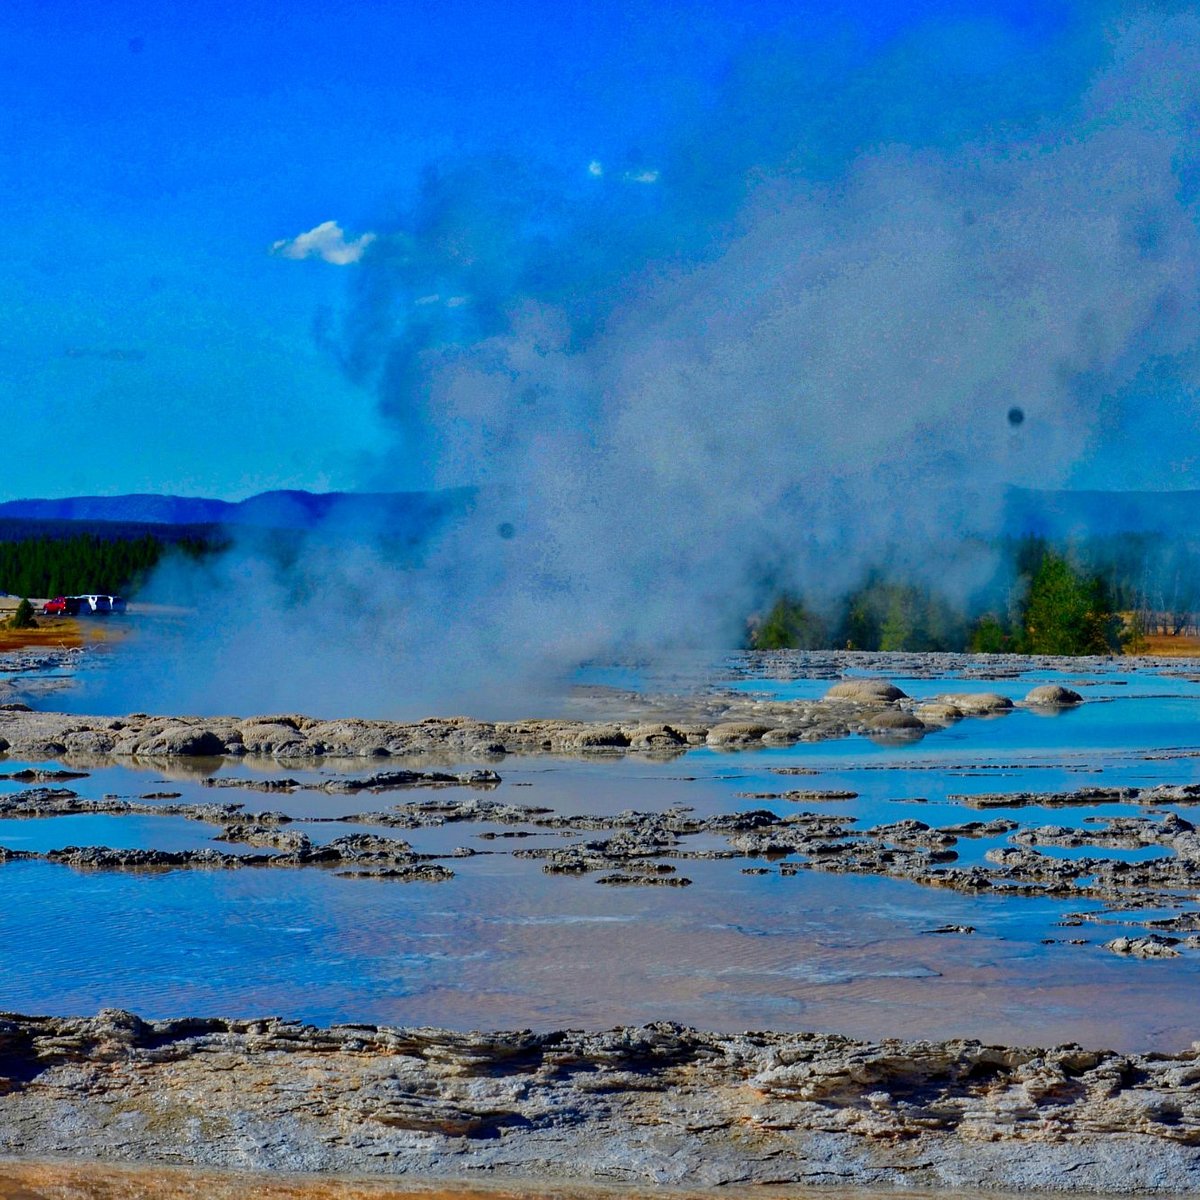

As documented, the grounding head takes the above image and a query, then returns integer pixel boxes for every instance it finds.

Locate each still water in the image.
[2,660,1200,1052]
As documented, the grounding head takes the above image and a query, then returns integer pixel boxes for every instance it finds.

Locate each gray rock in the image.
[825,679,907,702]
[1104,934,1181,959]
[1026,684,1085,706]
[705,721,774,746]
[942,691,1014,714]
[0,1011,1193,1192]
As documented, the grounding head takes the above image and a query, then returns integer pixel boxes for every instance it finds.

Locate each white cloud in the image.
[624,168,660,184]
[271,220,376,265]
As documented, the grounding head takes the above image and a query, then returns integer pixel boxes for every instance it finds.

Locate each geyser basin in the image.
[3,652,1200,1051]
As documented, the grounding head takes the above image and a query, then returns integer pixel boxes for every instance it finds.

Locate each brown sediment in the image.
[0,1159,1106,1200]
[0,1160,518,1199]
[0,616,129,653]
[1136,631,1200,657]
[0,626,85,653]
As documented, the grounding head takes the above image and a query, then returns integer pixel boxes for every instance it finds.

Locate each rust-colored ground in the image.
[0,622,83,652]
[0,594,135,651]
[0,1161,546,1200]
[0,1161,1036,1200]
[0,617,125,653]
[1137,631,1200,657]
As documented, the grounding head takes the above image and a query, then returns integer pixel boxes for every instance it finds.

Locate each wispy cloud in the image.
[271,220,376,265]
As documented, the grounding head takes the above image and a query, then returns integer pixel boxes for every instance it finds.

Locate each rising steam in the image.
[93,3,1200,717]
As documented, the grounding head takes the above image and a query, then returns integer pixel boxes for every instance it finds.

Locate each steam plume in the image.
[95,4,1200,717]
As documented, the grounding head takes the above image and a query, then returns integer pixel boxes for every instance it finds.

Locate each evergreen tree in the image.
[879,589,913,651]
[752,595,827,649]
[968,613,1011,653]
[8,598,37,629]
[0,532,213,598]
[1020,551,1121,655]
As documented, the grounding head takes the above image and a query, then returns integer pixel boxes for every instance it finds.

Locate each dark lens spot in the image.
[1007,406,1025,427]
[497,522,515,540]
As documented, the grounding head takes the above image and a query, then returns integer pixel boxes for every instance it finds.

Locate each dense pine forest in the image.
[751,533,1200,655]
[0,526,216,599]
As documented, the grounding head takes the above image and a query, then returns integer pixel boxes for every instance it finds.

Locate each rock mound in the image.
[705,722,775,747]
[1026,684,1084,706]
[825,679,907,703]
[943,692,1013,714]
[915,702,964,725]
[866,709,925,731]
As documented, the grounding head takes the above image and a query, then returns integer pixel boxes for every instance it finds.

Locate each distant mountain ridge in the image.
[0,489,473,533]
[1,486,1196,542]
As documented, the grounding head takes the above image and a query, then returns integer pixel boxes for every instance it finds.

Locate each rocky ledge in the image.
[0,679,1068,762]
[0,1010,1196,1193]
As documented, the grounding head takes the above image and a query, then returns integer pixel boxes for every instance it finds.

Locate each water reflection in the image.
[0,662,1199,1051]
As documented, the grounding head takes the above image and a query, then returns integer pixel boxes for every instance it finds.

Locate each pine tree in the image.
[1021,551,1120,655]
[9,598,37,629]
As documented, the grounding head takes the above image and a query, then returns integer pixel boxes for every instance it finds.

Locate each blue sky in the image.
[3,0,816,500]
[7,0,1193,502]
[1,0,641,499]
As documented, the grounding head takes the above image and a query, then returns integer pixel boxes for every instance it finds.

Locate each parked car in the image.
[42,594,128,616]
[42,597,82,616]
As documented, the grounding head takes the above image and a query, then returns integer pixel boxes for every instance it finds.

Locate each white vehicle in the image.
[71,594,128,614]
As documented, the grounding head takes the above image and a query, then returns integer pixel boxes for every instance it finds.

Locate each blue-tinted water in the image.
[4,659,1200,1051]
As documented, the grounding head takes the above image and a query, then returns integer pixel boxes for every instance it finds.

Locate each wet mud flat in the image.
[5,661,1200,1046]
[0,1011,1197,1195]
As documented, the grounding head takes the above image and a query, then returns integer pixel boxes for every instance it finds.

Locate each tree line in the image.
[0,532,214,600]
[750,537,1151,655]
[0,523,1192,655]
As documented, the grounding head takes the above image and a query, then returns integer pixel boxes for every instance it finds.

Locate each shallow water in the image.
[4,659,1200,1051]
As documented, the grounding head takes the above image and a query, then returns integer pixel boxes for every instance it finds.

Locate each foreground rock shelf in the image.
[0,1010,1197,1194]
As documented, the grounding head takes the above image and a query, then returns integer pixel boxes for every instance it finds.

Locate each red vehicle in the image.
[41,597,82,616]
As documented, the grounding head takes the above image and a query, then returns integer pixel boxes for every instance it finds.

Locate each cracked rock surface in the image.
[0,1011,1197,1193]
